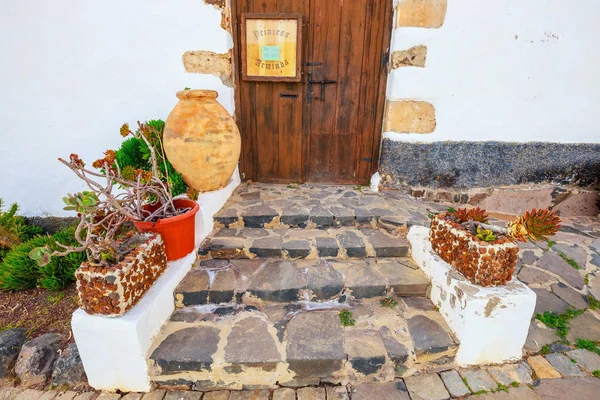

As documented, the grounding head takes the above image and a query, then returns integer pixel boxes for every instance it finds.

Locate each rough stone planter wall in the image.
[75,234,168,317]
[429,214,519,287]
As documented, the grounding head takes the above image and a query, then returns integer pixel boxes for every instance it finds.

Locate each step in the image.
[213,184,431,230]
[198,227,410,260]
[148,297,459,390]
[174,257,430,307]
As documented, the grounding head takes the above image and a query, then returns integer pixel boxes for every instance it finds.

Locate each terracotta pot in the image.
[163,90,241,192]
[133,198,199,261]
[429,214,519,287]
[75,233,167,317]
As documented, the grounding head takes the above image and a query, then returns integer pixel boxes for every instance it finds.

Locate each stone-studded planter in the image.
[429,214,519,287]
[75,234,167,317]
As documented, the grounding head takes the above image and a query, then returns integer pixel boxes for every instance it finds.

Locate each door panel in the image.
[234,0,392,184]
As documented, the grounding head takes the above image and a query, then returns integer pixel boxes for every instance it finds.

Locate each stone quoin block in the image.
[396,0,448,28]
[182,50,233,87]
[391,46,427,68]
[384,101,436,134]
[75,234,167,316]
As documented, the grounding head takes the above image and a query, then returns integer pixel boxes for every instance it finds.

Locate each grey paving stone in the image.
[214,208,239,227]
[536,252,585,289]
[550,282,589,310]
[13,390,45,400]
[209,268,236,304]
[304,261,344,300]
[379,326,409,369]
[96,394,122,400]
[14,333,63,387]
[329,206,355,226]
[247,260,305,302]
[150,326,220,373]
[224,316,281,369]
[54,394,78,400]
[326,386,349,400]
[241,205,278,227]
[283,240,311,259]
[566,310,600,342]
[141,391,166,400]
[351,382,410,400]
[402,297,436,311]
[366,231,408,257]
[523,321,560,354]
[551,243,589,270]
[591,253,600,267]
[343,261,387,298]
[310,206,334,227]
[316,237,340,258]
[281,207,309,227]
[354,207,374,224]
[121,395,142,400]
[345,329,386,375]
[470,386,539,399]
[174,269,210,306]
[209,237,246,259]
[516,361,533,385]
[566,348,600,373]
[0,328,26,378]
[249,236,283,258]
[71,394,95,400]
[517,266,555,285]
[461,369,497,392]
[440,370,470,397]
[533,377,600,400]
[548,342,572,353]
[532,288,569,315]
[487,365,517,386]
[286,311,345,377]
[38,393,59,400]
[520,250,538,265]
[297,387,326,400]
[279,378,320,388]
[272,388,295,400]
[407,315,455,358]
[336,231,366,258]
[378,260,429,296]
[404,374,450,400]
[545,353,585,377]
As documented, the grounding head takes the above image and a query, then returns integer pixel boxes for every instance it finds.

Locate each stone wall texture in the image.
[379,140,600,189]
[384,101,436,134]
[396,0,448,28]
[391,46,427,68]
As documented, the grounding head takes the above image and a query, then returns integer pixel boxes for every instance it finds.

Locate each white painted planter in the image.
[408,226,536,367]
[72,169,240,392]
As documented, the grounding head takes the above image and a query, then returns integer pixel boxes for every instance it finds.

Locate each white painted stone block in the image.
[408,226,536,366]
[72,168,240,392]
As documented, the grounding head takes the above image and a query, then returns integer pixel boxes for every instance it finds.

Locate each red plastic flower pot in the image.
[133,198,199,261]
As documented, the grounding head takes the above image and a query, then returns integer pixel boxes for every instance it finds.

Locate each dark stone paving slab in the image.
[406,315,456,359]
[533,377,600,400]
[351,382,410,400]
[0,328,26,379]
[150,327,220,373]
[242,206,278,228]
[550,282,588,309]
[345,329,386,375]
[175,269,210,306]
[224,316,281,369]
[303,261,344,300]
[566,311,600,342]
[545,353,585,377]
[286,311,345,378]
[550,243,589,270]
[378,260,430,296]
[342,261,387,298]
[249,236,284,258]
[404,373,450,400]
[247,261,306,302]
[336,231,366,258]
[283,240,311,259]
[532,288,569,315]
[316,237,340,258]
[379,327,409,370]
[517,267,555,285]
[536,252,585,289]
[329,206,355,226]
[365,230,408,257]
[310,206,334,227]
[280,207,310,227]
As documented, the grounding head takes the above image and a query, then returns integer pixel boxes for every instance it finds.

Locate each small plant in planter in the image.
[430,207,561,287]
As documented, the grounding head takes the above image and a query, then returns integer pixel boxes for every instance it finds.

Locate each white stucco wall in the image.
[386,0,600,144]
[0,0,231,216]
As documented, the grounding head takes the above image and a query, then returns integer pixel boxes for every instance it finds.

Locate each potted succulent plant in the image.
[429,207,561,287]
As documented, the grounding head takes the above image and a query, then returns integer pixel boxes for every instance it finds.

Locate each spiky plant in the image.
[507,208,561,242]
[452,207,489,224]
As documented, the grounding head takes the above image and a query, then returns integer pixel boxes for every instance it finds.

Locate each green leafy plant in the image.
[575,338,600,356]
[47,292,65,305]
[592,370,600,378]
[536,308,584,338]
[510,382,519,388]
[0,199,43,263]
[339,310,355,327]
[475,226,496,242]
[540,344,551,355]
[380,297,398,308]
[587,296,600,310]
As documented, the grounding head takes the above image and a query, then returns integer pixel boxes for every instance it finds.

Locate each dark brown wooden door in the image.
[234,0,392,184]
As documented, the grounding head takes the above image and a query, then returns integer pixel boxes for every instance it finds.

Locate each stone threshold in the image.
[198,227,410,260]
[174,257,429,307]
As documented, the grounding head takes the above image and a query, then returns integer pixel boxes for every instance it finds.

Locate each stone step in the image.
[198,227,410,260]
[148,297,459,391]
[174,257,430,307]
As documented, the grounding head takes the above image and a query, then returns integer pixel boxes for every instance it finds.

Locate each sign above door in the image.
[241,13,303,82]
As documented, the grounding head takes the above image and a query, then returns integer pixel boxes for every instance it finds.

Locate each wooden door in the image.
[233,0,392,184]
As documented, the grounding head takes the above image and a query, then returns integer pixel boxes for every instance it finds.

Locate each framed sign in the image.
[241,13,303,82]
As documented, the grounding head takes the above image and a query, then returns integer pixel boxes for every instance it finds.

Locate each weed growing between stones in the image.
[575,339,600,356]
[592,370,600,378]
[510,382,519,387]
[536,308,584,338]
[339,310,355,327]
[585,274,590,285]
[587,295,600,310]
[461,377,472,392]
[492,383,509,393]
[558,252,580,270]
[380,297,398,308]
[540,344,551,355]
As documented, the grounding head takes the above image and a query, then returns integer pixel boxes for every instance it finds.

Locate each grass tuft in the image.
[575,338,600,356]
[380,297,398,309]
[535,308,584,338]
[339,310,355,327]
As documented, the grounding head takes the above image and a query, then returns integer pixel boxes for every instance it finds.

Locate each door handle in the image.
[280,93,299,99]
[307,79,337,103]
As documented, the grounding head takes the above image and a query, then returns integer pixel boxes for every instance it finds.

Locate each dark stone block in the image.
[305,262,344,300]
[310,206,334,227]
[213,208,239,228]
[150,327,220,373]
[224,316,282,370]
[316,237,340,258]
[350,356,385,375]
[354,208,374,225]
[14,333,64,386]
[283,240,312,259]
[549,343,572,353]
[214,307,236,316]
[336,231,366,258]
[175,269,210,306]
[242,206,278,227]
[247,261,305,302]
[281,208,309,227]
[406,315,455,356]
[51,342,86,385]
[366,231,408,257]
[249,236,283,258]
[329,206,355,226]
[379,140,600,189]
[379,327,409,367]
[0,328,26,378]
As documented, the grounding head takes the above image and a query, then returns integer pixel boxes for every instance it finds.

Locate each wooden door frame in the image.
[230,0,394,184]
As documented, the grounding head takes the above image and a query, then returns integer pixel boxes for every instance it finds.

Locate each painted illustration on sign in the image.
[242,15,301,81]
